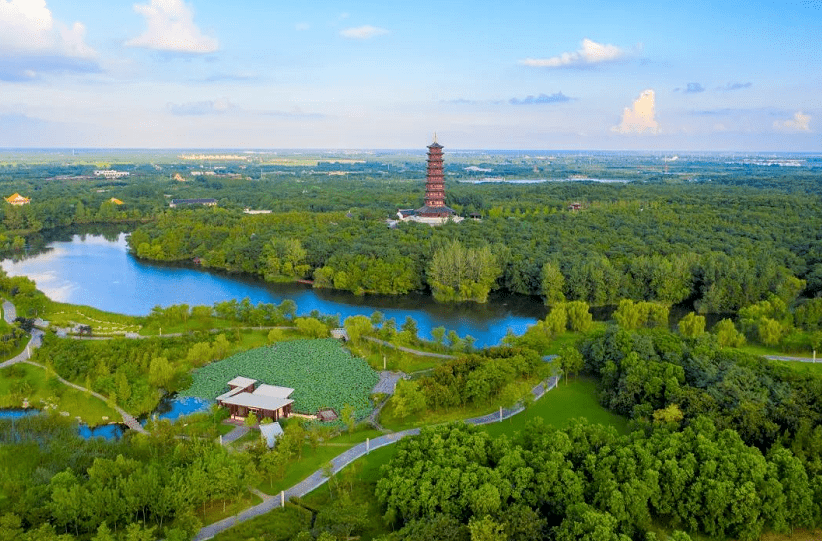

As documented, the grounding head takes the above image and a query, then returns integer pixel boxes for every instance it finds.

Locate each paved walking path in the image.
[2,299,16,324]
[364,336,458,359]
[193,375,559,541]
[220,426,250,445]
[0,329,43,369]
[766,354,819,363]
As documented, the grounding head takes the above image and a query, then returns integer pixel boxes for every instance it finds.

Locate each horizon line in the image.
[0,147,819,155]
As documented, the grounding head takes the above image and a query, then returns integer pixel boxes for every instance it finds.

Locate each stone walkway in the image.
[193,375,559,541]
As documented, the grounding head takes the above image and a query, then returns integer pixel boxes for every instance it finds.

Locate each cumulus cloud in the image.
[774,111,811,132]
[612,89,660,134]
[519,38,627,68]
[168,97,235,115]
[0,0,97,78]
[126,0,218,53]
[510,92,572,105]
[340,25,388,39]
[717,81,752,91]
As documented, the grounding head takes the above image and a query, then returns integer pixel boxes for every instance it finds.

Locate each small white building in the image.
[259,422,284,448]
[94,170,130,179]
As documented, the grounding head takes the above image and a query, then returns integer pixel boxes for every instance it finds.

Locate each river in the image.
[0,232,545,347]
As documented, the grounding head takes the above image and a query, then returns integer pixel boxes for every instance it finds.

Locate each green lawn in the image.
[199,492,263,527]
[738,343,817,359]
[480,376,630,438]
[255,442,356,495]
[254,426,385,496]
[379,397,512,432]
[214,446,400,541]
[349,340,449,374]
[0,362,118,425]
[770,358,822,376]
[300,444,398,539]
[0,331,28,362]
[44,300,143,333]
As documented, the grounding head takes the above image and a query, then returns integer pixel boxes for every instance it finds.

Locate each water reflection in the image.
[1,232,545,347]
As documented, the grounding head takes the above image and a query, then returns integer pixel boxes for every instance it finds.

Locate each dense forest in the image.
[1,151,822,540]
[125,186,820,310]
[372,326,822,541]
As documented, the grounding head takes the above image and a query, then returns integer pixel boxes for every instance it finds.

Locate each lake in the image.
[1,233,545,347]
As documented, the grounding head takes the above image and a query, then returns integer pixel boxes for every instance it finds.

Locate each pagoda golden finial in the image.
[433,132,437,143]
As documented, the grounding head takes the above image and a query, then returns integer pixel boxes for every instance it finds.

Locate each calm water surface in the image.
[0,396,214,440]
[1,233,545,347]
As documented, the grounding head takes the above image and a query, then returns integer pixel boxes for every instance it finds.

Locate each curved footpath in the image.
[364,336,458,360]
[193,376,558,541]
[0,299,147,433]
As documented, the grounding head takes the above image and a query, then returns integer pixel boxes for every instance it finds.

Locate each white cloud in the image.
[612,89,660,134]
[520,38,627,68]
[773,111,811,132]
[168,97,236,115]
[340,25,388,40]
[126,0,218,53]
[0,0,95,57]
[295,22,309,31]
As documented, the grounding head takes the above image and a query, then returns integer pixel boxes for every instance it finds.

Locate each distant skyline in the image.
[0,0,819,151]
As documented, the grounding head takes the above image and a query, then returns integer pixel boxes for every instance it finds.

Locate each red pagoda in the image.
[416,137,456,217]
[396,136,461,225]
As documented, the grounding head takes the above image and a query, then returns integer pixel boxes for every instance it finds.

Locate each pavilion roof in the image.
[227,376,257,389]
[220,393,293,412]
[253,384,294,399]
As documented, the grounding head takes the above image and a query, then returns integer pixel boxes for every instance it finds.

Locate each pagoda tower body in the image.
[416,140,455,218]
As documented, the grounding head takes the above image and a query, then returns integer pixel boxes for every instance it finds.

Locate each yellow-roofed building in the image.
[5,193,30,205]
[110,198,124,205]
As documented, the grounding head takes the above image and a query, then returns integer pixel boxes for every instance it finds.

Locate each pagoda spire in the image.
[416,136,453,217]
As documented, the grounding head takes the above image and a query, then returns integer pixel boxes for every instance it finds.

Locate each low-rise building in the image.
[94,170,130,179]
[216,377,294,422]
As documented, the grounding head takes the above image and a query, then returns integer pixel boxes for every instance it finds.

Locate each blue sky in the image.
[0,0,819,150]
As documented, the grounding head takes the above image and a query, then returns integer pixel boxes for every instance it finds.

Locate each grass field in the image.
[199,493,263,527]
[351,341,447,374]
[738,343,817,359]
[770,358,822,376]
[481,376,629,438]
[0,362,118,425]
[44,300,143,334]
[254,425,383,495]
